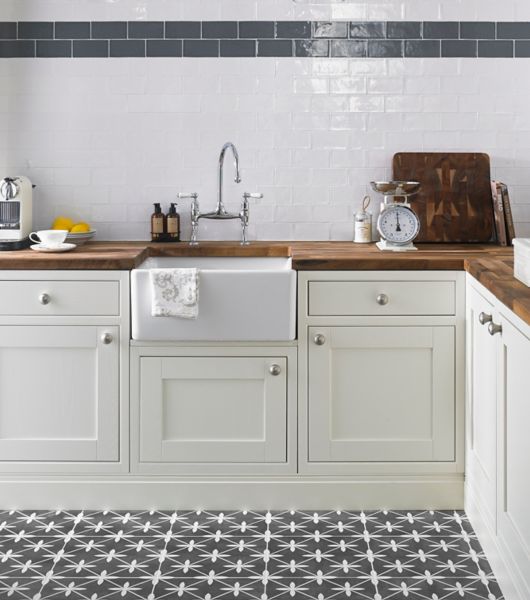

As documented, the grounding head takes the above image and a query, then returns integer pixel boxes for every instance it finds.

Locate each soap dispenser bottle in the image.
[166,202,180,242]
[151,203,165,242]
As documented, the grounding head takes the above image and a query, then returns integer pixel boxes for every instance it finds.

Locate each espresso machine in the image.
[0,176,33,250]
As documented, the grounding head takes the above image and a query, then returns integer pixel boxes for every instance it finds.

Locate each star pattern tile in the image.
[0,509,504,600]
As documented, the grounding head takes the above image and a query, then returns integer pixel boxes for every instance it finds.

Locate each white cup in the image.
[29,229,68,247]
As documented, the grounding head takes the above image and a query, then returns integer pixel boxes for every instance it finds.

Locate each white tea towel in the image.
[150,268,199,318]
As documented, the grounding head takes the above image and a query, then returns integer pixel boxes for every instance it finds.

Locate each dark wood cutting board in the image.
[392,153,495,243]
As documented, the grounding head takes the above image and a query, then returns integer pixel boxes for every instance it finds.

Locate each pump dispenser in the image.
[151,203,165,242]
[166,202,180,242]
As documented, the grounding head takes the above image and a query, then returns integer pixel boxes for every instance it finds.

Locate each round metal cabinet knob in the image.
[313,333,326,346]
[39,293,51,305]
[101,333,113,345]
[488,322,502,336]
[479,312,493,325]
[376,293,389,306]
[269,364,281,376]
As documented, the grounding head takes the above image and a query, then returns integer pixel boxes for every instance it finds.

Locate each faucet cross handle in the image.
[240,192,263,246]
[243,193,263,201]
[178,193,200,246]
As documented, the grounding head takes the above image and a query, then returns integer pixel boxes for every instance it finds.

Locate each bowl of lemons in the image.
[52,217,96,246]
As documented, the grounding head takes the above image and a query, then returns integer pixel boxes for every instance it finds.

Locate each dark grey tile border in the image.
[2,21,530,57]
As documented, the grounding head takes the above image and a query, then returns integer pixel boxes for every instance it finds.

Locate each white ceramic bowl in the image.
[65,230,96,246]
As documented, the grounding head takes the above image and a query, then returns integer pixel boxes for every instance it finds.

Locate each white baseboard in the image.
[0,476,463,510]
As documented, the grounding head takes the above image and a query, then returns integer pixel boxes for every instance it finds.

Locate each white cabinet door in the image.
[0,325,119,462]
[308,326,455,463]
[497,316,530,590]
[139,356,287,463]
[466,286,498,531]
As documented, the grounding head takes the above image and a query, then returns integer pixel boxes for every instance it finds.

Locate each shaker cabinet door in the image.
[466,286,498,531]
[139,356,287,464]
[0,325,119,462]
[308,326,455,463]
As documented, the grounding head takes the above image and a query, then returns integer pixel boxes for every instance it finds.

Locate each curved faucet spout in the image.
[217,142,241,215]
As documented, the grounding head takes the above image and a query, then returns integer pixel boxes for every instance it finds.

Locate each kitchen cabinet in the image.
[466,275,530,600]
[298,270,465,485]
[0,271,129,473]
[131,345,297,475]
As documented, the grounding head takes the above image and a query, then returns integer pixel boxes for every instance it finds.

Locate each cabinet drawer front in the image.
[0,280,120,316]
[308,280,455,316]
[139,356,287,464]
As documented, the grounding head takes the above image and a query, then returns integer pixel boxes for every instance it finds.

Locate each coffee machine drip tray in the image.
[0,238,30,251]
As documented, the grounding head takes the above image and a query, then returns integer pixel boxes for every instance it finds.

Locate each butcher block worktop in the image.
[0,240,526,326]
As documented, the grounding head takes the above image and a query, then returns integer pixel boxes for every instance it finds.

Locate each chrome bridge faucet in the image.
[178,142,263,246]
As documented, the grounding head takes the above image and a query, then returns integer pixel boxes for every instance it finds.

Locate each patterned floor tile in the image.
[0,510,503,600]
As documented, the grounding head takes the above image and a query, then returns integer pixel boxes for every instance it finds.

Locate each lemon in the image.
[52,216,74,231]
[70,222,91,233]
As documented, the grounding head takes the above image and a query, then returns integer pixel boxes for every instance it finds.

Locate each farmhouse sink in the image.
[131,256,296,341]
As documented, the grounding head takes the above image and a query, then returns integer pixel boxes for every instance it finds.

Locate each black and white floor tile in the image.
[0,509,503,599]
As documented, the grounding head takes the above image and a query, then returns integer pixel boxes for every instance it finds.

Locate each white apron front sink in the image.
[131,256,296,341]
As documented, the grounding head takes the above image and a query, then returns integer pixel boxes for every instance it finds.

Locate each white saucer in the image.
[30,243,77,253]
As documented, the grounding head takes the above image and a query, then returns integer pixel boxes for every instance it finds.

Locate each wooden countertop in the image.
[0,239,527,326]
[0,240,513,270]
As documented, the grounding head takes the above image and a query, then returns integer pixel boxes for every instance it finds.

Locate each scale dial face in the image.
[377,204,420,245]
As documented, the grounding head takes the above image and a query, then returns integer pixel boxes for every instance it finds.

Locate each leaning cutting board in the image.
[393,153,495,243]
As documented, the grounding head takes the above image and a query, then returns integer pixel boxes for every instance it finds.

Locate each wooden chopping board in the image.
[392,152,495,243]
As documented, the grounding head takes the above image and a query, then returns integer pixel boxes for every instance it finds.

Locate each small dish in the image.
[30,243,77,253]
[65,230,96,246]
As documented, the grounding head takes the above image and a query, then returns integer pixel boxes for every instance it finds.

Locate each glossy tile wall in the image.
[1,0,530,240]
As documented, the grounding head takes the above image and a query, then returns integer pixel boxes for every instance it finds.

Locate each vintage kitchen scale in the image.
[370,181,421,252]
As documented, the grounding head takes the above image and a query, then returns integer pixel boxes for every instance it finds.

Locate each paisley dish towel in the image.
[149,268,199,318]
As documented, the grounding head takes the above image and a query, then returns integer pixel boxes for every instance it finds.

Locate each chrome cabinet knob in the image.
[313,333,326,346]
[101,333,113,345]
[479,312,493,325]
[39,293,51,305]
[269,364,281,376]
[488,322,502,336]
[376,293,389,306]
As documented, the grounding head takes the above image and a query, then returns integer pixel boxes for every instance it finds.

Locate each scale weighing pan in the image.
[370,181,421,197]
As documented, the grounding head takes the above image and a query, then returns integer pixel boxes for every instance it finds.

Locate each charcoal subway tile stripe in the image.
[423,21,458,39]
[497,22,530,39]
[55,22,90,39]
[92,21,127,39]
[0,40,35,57]
[0,22,17,40]
[295,40,329,57]
[110,39,145,57]
[350,22,385,39]
[239,21,274,39]
[368,40,403,57]
[18,22,53,39]
[387,21,421,39]
[165,21,201,38]
[184,40,219,57]
[405,39,441,58]
[220,40,256,57]
[442,39,477,57]
[202,21,238,39]
[478,40,513,58]
[128,21,164,39]
[147,40,182,57]
[515,41,530,57]
[258,39,293,57]
[460,21,495,39]
[313,22,348,39]
[73,40,108,58]
[37,40,71,57]
[331,40,366,57]
[276,21,311,39]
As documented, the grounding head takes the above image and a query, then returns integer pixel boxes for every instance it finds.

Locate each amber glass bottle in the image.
[151,203,165,242]
[166,202,180,242]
